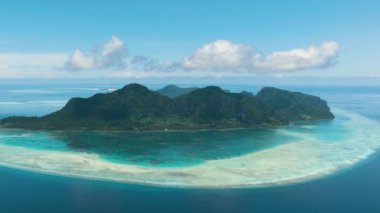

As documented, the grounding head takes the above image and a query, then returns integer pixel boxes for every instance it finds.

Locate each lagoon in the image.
[0,83,380,212]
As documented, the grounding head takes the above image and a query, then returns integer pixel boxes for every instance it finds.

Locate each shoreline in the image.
[0,117,334,135]
[0,118,335,134]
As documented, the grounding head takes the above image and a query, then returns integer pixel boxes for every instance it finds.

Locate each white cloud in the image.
[255,41,339,72]
[102,35,124,57]
[65,35,127,71]
[181,40,339,73]
[182,40,258,71]
[66,49,97,70]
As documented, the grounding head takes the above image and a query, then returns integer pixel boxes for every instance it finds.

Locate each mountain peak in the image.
[161,84,180,90]
[203,86,223,92]
[121,83,149,91]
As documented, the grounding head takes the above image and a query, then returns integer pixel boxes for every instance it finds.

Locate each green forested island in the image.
[0,84,334,131]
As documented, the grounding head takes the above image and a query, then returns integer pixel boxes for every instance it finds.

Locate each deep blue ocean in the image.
[0,82,380,213]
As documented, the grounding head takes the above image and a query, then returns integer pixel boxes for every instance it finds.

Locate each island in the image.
[0,84,334,131]
[156,84,198,98]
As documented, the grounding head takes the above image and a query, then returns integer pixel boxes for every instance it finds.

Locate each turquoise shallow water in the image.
[0,128,299,168]
[0,113,350,169]
[0,83,379,212]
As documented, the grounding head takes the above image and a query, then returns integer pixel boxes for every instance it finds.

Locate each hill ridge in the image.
[0,84,334,131]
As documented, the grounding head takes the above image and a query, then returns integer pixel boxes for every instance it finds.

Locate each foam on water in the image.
[0,109,379,188]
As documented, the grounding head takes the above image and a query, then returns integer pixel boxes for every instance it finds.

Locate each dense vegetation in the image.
[256,87,334,121]
[0,84,334,131]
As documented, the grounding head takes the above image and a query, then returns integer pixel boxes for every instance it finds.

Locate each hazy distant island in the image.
[0,84,334,131]
[156,84,198,98]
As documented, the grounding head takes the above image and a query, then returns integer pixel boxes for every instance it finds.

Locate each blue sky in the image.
[0,0,379,80]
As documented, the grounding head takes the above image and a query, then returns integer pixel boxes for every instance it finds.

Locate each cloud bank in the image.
[0,36,340,78]
[0,53,67,78]
[254,41,339,72]
[182,40,258,71]
[182,40,339,73]
[65,36,127,71]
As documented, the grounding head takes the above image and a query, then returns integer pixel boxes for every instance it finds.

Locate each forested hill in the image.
[0,84,334,131]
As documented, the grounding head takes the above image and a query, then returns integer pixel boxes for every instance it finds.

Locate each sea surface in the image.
[0,82,380,212]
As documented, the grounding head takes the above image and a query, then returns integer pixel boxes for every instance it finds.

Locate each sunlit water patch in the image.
[0,109,379,188]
